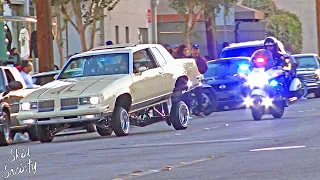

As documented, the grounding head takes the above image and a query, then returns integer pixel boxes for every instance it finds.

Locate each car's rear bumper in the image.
[19,112,113,125]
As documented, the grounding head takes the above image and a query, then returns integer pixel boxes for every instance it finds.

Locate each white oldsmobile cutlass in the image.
[17,43,203,143]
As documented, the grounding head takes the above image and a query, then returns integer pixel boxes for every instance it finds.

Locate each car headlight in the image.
[20,102,38,111]
[79,96,101,105]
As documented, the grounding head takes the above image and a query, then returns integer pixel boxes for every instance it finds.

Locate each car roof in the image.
[292,53,318,57]
[223,40,286,53]
[71,44,163,59]
[223,40,264,50]
[207,57,250,63]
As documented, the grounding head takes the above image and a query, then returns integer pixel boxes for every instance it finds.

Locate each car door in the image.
[130,48,167,110]
[149,46,174,94]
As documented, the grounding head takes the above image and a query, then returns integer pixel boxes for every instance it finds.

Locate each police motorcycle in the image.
[243,49,303,121]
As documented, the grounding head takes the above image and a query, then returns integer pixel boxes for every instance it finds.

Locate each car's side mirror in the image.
[138,66,147,73]
[8,81,23,91]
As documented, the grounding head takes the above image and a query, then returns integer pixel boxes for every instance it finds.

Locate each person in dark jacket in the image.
[189,44,208,117]
[190,44,208,74]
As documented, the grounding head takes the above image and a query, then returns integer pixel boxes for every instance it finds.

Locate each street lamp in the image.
[151,0,159,44]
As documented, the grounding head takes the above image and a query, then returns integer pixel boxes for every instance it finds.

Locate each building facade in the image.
[60,0,152,67]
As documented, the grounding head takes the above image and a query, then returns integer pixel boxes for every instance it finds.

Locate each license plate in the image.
[219,92,230,99]
[251,89,267,97]
[50,117,64,121]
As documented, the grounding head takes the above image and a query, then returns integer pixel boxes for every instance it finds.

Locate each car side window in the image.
[133,49,158,73]
[4,69,15,84]
[317,57,320,66]
[150,47,167,66]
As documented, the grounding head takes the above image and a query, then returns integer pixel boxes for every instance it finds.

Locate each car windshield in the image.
[295,56,318,69]
[57,53,130,79]
[204,59,249,78]
[220,46,263,58]
[0,71,6,93]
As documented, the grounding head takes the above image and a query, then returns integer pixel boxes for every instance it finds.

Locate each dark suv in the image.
[203,57,250,111]
[293,54,320,98]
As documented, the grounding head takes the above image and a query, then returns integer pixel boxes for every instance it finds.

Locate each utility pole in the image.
[36,0,54,72]
[316,0,320,55]
[151,0,159,44]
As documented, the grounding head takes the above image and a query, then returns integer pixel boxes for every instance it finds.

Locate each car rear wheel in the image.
[111,107,130,136]
[0,111,11,146]
[314,89,320,98]
[38,125,54,143]
[170,101,189,130]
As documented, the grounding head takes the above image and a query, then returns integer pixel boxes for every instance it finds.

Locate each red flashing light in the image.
[256,58,265,63]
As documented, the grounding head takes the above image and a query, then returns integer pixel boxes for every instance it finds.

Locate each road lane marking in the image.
[249,146,306,152]
[113,156,215,179]
[132,138,252,148]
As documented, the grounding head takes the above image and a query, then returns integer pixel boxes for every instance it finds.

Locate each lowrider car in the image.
[17,43,202,143]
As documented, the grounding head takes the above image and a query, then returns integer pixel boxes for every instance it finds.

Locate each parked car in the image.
[17,43,202,143]
[203,57,251,111]
[220,40,287,58]
[0,66,40,146]
[292,53,320,98]
[32,70,97,133]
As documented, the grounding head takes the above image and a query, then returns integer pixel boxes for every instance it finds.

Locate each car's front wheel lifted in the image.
[111,107,130,136]
[170,101,189,130]
[38,125,54,143]
[0,111,12,146]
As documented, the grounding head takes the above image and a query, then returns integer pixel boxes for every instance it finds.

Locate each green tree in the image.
[169,0,237,56]
[242,0,276,17]
[52,0,120,52]
[242,0,302,53]
[265,10,302,53]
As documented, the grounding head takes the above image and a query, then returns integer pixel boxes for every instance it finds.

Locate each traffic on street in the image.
[1,0,320,179]
[0,97,319,179]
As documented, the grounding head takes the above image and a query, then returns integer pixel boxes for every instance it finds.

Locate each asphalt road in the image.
[0,98,320,180]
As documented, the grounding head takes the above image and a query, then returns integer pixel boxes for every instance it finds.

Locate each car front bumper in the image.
[19,111,113,125]
[216,86,249,107]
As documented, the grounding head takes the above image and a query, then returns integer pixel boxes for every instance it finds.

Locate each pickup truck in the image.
[0,66,39,146]
[293,54,320,98]
[18,43,202,143]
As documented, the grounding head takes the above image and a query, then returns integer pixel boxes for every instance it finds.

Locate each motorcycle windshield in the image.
[250,49,274,70]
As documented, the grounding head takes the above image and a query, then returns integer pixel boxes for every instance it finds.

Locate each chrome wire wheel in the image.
[178,103,189,127]
[120,109,130,133]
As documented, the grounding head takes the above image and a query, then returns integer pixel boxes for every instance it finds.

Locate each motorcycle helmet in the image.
[263,37,278,51]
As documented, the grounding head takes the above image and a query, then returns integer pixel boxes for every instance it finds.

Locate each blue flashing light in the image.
[239,64,249,71]
[270,80,278,87]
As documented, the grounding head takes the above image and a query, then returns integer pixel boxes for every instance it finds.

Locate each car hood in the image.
[24,75,127,100]
[204,75,242,85]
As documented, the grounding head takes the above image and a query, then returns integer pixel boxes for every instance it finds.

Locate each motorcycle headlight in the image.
[79,96,102,105]
[20,102,38,111]
[247,73,269,88]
